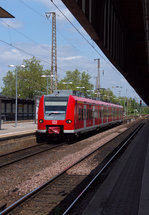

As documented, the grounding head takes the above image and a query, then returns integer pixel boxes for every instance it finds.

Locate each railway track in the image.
[0,142,65,168]
[0,121,128,169]
[0,120,145,215]
[62,122,145,215]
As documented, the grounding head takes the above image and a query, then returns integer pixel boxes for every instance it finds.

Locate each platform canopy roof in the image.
[0,7,14,18]
[62,0,149,105]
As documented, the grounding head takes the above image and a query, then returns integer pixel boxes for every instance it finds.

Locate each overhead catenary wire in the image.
[20,0,46,19]
[51,0,126,79]
[0,19,51,54]
[0,39,51,66]
[0,38,66,72]
[20,0,86,53]
[50,0,140,100]
[19,0,94,72]
[1,0,127,81]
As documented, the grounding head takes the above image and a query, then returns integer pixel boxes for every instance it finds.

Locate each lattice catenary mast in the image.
[94,58,100,90]
[45,12,57,93]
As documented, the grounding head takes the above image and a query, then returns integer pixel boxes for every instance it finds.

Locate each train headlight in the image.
[39,119,44,123]
[66,119,72,124]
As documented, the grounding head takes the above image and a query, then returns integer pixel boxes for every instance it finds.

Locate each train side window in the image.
[88,110,90,119]
[83,109,86,120]
[87,109,89,120]
[99,109,101,118]
[100,107,102,118]
[81,109,83,120]
[103,108,105,118]
[99,107,101,116]
[94,109,98,119]
[93,110,95,119]
[89,109,92,119]
[79,108,82,120]
[87,109,90,119]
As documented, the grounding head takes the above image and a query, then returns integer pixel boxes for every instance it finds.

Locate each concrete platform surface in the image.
[0,121,37,139]
[82,120,149,215]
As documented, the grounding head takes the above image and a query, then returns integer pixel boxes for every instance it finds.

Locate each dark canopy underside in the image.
[62,0,149,105]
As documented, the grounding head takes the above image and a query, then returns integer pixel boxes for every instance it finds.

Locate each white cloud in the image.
[0,19,23,29]
[33,0,63,7]
[0,0,140,100]
[60,56,83,61]
[0,42,138,99]
[0,47,23,63]
[0,43,50,71]
[0,43,51,89]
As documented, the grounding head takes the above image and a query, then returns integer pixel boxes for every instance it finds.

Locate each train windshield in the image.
[44,98,68,120]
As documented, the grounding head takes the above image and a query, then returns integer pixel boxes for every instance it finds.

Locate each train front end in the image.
[36,91,75,143]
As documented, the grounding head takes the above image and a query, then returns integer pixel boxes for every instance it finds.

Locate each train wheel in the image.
[36,133,45,143]
[65,134,75,144]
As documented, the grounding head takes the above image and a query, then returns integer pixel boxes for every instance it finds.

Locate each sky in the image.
[0,0,143,103]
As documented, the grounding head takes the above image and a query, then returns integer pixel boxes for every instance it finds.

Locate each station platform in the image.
[0,121,37,139]
[82,119,149,215]
[0,121,37,154]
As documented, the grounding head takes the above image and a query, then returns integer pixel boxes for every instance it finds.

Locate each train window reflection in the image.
[44,101,67,114]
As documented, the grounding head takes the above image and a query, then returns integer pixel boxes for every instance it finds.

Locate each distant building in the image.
[0,95,34,121]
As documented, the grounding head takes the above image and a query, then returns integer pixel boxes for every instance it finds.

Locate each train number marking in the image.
[52,120,58,125]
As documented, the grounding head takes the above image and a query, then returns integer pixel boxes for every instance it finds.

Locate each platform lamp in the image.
[41,74,54,94]
[62,82,72,90]
[76,86,85,90]
[8,64,25,127]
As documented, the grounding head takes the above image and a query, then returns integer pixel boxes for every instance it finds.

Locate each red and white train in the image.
[36,90,123,143]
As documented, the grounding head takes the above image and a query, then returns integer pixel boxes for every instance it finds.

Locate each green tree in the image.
[2,57,51,99]
[58,69,94,96]
[141,106,149,114]
[1,71,16,98]
[93,88,117,103]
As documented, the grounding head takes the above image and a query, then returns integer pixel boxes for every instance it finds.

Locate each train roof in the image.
[44,90,123,108]
[72,95,123,108]
[45,90,84,97]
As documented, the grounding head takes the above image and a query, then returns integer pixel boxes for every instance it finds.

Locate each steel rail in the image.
[0,122,144,215]
[0,135,111,215]
[0,142,65,168]
[62,122,145,215]
[0,143,45,158]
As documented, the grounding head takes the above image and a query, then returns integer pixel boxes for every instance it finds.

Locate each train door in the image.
[101,105,103,124]
[99,105,102,125]
[74,101,77,129]
[95,105,99,125]
[112,107,113,121]
[75,102,83,130]
[107,105,108,123]
[84,105,87,129]
[103,105,106,124]
[93,105,95,126]
[108,106,111,122]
